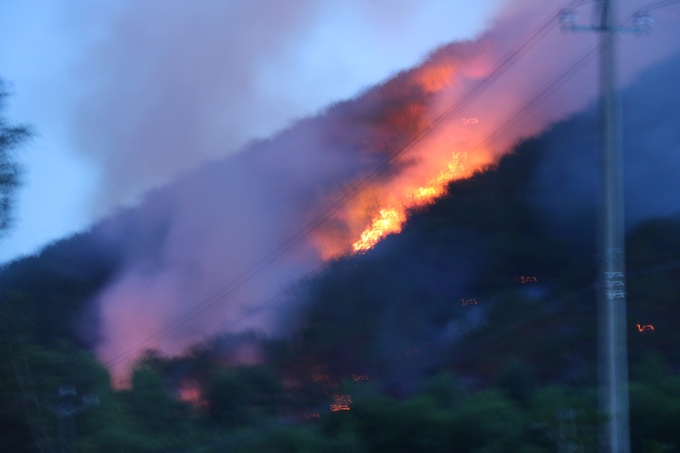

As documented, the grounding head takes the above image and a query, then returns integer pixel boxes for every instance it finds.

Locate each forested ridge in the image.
[3,135,680,451]
[2,53,680,452]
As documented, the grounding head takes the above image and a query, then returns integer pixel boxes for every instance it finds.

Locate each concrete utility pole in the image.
[560,1,651,451]
[597,2,629,451]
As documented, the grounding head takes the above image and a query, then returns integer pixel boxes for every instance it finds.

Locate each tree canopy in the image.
[0,80,30,234]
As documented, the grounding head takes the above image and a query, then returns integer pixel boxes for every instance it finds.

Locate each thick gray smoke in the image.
[81,0,680,385]
[89,38,493,384]
[72,0,501,216]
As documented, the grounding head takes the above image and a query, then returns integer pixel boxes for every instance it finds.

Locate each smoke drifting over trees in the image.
[2,1,680,390]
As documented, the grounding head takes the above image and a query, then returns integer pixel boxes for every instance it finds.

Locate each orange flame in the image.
[351,152,469,253]
[330,394,352,412]
[308,47,505,260]
[352,208,405,252]
[330,404,351,412]
[636,323,654,332]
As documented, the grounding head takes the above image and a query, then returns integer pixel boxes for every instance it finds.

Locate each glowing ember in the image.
[461,298,477,306]
[520,276,538,284]
[177,380,208,411]
[330,394,352,412]
[330,404,351,412]
[636,323,654,332]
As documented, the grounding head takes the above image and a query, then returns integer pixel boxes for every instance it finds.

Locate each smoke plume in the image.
[72,0,501,215]
[84,0,680,385]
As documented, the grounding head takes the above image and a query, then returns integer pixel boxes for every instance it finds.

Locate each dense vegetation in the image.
[2,53,680,452]
[2,134,680,451]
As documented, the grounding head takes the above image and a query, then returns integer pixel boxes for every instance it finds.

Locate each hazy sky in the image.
[0,0,505,264]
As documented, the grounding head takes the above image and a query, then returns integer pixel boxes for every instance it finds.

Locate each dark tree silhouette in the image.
[0,80,30,234]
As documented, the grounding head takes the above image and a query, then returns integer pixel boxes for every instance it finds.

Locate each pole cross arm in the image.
[558,8,653,34]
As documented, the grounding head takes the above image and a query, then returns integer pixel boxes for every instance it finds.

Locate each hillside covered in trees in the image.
[2,51,680,452]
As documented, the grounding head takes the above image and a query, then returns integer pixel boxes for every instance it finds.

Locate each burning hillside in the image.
[4,1,679,387]
[92,1,680,385]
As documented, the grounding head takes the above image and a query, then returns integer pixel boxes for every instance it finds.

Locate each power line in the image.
[168,38,624,453]
[30,7,619,384]
[639,0,680,11]
[174,247,680,453]
[174,282,596,453]
[15,21,673,435]
[563,0,642,450]
[10,2,676,443]
[100,7,565,371]
[482,45,599,149]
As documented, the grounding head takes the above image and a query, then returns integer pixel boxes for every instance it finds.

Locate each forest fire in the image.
[304,41,505,261]
[4,3,680,450]
[93,0,620,384]
[351,151,472,253]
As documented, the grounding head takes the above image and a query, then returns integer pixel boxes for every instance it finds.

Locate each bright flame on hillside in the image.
[352,208,405,252]
[351,151,469,253]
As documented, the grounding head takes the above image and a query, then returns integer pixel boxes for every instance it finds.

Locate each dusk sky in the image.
[0,0,505,264]
[2,3,680,448]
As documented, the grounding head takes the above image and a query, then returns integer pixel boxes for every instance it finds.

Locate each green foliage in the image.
[629,355,680,452]
[421,371,464,410]
[348,394,456,452]
[627,217,680,366]
[0,232,121,344]
[206,365,282,427]
[2,71,680,451]
[496,358,538,406]
[0,301,42,452]
[0,299,113,453]
[528,385,601,451]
